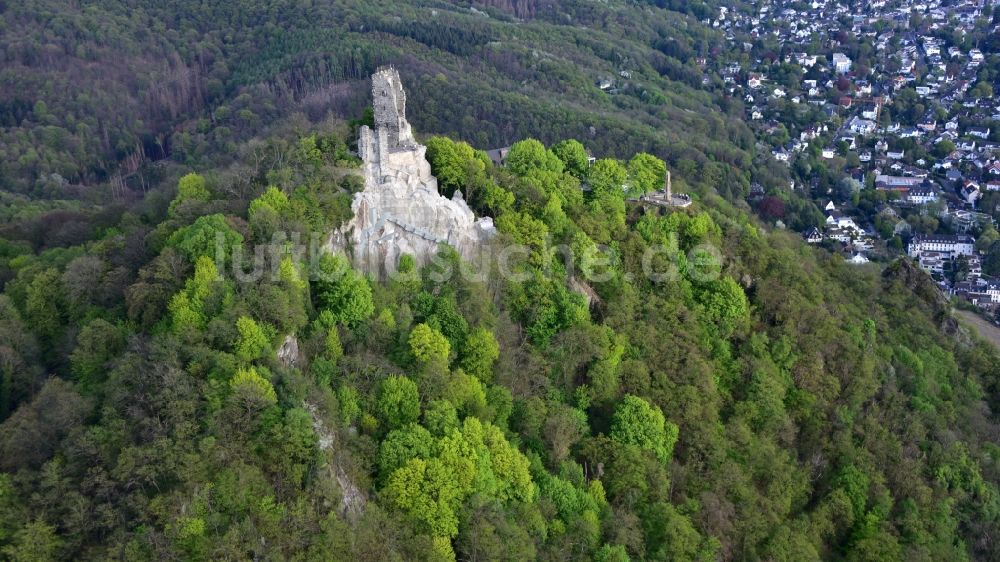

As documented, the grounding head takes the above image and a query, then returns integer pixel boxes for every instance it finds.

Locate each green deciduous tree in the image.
[610,395,678,464]
[168,292,202,336]
[378,423,435,476]
[383,417,535,539]
[234,316,272,363]
[261,407,319,489]
[696,276,750,338]
[230,366,277,408]
[2,520,61,562]
[313,254,374,326]
[384,457,464,537]
[325,327,344,364]
[459,327,499,382]
[506,139,563,176]
[409,323,451,364]
[626,153,666,196]
[338,384,361,426]
[495,211,549,265]
[24,268,64,342]
[444,371,487,419]
[249,186,289,217]
[643,502,715,561]
[594,544,631,562]
[588,159,627,198]
[167,214,244,263]
[278,256,307,290]
[168,255,227,335]
[377,375,421,430]
[551,139,590,179]
[424,399,460,436]
[506,273,588,347]
[426,137,484,198]
[70,318,125,389]
[168,173,211,217]
[933,140,955,158]
[248,186,289,239]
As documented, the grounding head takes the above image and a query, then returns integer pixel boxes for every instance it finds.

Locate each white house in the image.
[916,251,949,275]
[804,227,823,243]
[847,116,876,135]
[797,53,818,67]
[969,126,990,139]
[832,52,852,74]
[961,181,982,205]
[826,227,853,243]
[906,185,938,205]
[826,210,862,233]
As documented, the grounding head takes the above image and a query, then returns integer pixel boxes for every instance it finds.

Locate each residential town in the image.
[707,0,1000,318]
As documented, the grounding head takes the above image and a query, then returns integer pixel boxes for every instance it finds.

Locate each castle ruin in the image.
[329,68,496,277]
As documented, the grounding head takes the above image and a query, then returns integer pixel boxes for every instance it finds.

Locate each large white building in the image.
[906,185,939,205]
[832,52,852,74]
[908,234,975,258]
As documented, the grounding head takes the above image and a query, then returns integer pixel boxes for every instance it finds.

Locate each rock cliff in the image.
[329,68,495,277]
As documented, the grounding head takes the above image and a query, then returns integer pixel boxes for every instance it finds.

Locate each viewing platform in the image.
[628,170,692,208]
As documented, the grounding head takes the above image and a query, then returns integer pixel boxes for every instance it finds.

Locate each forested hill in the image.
[2,1,1000,561]
[0,118,999,560]
[0,0,758,201]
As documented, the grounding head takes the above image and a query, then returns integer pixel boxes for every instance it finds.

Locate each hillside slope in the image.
[0,0,754,200]
[0,114,998,559]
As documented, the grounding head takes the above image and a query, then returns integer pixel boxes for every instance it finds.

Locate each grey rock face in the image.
[276,334,299,368]
[330,67,495,277]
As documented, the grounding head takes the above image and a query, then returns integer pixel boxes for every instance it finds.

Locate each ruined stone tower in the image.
[329,69,496,277]
[371,67,415,150]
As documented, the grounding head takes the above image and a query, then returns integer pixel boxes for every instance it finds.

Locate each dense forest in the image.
[0,0,759,201]
[2,0,1000,561]
[1,119,999,560]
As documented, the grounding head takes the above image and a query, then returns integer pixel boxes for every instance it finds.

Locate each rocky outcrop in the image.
[304,402,366,521]
[330,67,495,277]
[276,335,299,368]
[883,258,958,335]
